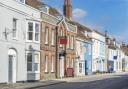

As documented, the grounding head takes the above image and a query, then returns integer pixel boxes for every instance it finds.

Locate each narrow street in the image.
[34,73,128,89]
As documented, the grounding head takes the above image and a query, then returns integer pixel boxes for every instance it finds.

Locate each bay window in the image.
[34,54,39,71]
[27,52,40,72]
[27,53,32,71]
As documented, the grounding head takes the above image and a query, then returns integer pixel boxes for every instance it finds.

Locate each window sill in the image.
[44,44,49,46]
[51,71,55,73]
[12,38,18,41]
[26,40,40,44]
[44,72,49,74]
[51,45,55,47]
[27,71,40,74]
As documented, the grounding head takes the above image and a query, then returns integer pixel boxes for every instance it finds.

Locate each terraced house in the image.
[0,0,41,83]
[91,31,107,73]
[71,22,92,76]
[26,0,77,79]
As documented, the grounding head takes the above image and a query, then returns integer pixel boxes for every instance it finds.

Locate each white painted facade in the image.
[108,43,126,72]
[91,31,106,72]
[75,39,86,76]
[0,0,41,83]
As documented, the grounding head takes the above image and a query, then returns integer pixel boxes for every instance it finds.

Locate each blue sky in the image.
[43,0,128,43]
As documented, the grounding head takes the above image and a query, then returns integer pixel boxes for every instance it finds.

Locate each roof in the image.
[108,45,117,50]
[68,21,92,41]
[94,30,106,37]
[69,21,92,32]
[77,29,92,41]
[121,46,128,56]
[26,0,61,17]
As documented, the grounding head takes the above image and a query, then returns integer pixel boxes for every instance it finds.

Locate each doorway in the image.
[8,49,17,83]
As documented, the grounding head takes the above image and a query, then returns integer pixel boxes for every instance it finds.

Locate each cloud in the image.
[73,8,87,19]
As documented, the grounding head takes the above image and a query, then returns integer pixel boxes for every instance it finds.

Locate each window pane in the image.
[45,28,48,44]
[45,56,48,72]
[20,0,25,3]
[51,30,55,45]
[28,22,33,41]
[12,18,17,38]
[67,36,70,49]
[51,56,54,72]
[35,33,39,41]
[27,53,32,62]
[35,23,39,41]
[35,23,39,33]
[35,54,39,63]
[27,63,32,71]
[34,63,38,71]
[28,22,33,31]
[27,53,32,71]
[28,32,33,40]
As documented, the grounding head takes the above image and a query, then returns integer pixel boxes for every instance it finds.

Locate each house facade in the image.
[69,22,92,76]
[26,0,77,79]
[92,31,107,73]
[0,0,41,83]
[106,37,123,72]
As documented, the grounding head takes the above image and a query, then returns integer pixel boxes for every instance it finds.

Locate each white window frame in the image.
[34,53,40,73]
[26,51,40,73]
[51,29,55,46]
[45,55,48,73]
[71,36,74,49]
[35,23,40,42]
[59,30,63,47]
[18,0,25,3]
[26,21,40,43]
[27,53,33,72]
[51,56,54,72]
[12,18,18,39]
[45,27,49,45]
[67,35,70,49]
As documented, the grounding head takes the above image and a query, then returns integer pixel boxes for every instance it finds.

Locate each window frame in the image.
[45,55,48,73]
[26,21,40,43]
[51,29,55,46]
[44,27,49,45]
[35,23,40,42]
[71,36,74,49]
[26,51,40,73]
[51,56,54,73]
[12,18,18,39]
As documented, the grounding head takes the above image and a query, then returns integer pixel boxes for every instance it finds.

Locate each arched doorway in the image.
[8,49,17,83]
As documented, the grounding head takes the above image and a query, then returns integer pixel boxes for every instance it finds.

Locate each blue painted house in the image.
[70,21,92,76]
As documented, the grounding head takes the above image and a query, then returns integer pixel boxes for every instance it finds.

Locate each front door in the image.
[8,49,16,83]
[8,55,13,83]
[60,56,64,78]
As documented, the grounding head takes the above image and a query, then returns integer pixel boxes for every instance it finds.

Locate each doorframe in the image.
[8,49,17,83]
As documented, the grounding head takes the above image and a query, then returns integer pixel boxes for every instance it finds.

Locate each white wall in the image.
[0,0,41,83]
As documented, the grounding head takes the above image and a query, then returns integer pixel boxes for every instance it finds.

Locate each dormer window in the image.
[19,0,25,3]
[85,31,88,36]
[39,6,49,14]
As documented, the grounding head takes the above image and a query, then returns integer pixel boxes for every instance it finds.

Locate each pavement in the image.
[0,72,128,89]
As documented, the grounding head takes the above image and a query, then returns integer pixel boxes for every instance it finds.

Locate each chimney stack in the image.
[64,0,72,20]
